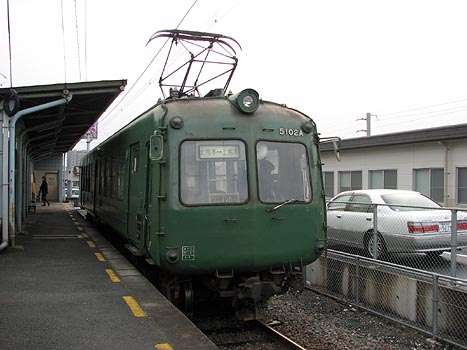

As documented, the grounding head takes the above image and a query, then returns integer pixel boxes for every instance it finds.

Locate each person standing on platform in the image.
[40,176,50,206]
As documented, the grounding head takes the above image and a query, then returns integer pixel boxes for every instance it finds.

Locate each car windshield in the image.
[256,141,311,203]
[381,193,441,211]
[180,140,248,205]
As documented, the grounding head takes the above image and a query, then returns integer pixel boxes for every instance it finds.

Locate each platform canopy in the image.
[0,80,127,160]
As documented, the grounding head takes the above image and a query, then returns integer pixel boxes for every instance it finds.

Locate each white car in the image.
[326,189,467,259]
[63,187,80,201]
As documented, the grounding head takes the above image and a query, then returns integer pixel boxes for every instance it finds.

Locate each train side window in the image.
[132,156,137,173]
[111,155,117,199]
[105,157,111,197]
[117,151,125,201]
[98,160,104,195]
[180,140,248,205]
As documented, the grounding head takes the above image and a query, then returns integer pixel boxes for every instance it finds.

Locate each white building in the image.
[65,150,87,188]
[319,123,467,208]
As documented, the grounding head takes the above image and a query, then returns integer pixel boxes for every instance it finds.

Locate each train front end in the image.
[149,89,326,317]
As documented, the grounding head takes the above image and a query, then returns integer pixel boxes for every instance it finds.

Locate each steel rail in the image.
[255,320,308,350]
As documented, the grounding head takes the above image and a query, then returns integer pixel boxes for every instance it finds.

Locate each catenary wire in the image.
[97,0,199,129]
[6,0,13,87]
[84,0,88,80]
[60,0,68,83]
[377,97,467,117]
[99,1,241,133]
[318,104,467,138]
[73,0,82,81]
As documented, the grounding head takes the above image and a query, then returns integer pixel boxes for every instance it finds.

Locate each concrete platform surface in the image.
[0,202,218,350]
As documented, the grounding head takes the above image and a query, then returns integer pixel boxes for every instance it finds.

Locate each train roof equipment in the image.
[147,29,242,99]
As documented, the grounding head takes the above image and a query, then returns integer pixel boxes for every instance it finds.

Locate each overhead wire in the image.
[377,97,467,117]
[73,0,82,81]
[94,1,467,143]
[146,4,241,85]
[373,108,467,133]
[97,0,241,135]
[84,0,88,80]
[114,1,241,121]
[6,0,13,87]
[379,105,467,124]
[60,0,68,83]
[317,97,467,138]
[198,0,241,34]
[368,99,467,134]
[97,0,199,130]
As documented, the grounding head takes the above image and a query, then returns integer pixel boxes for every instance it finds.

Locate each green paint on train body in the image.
[81,93,326,278]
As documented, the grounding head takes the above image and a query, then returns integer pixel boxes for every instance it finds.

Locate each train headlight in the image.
[242,95,254,108]
[229,89,260,114]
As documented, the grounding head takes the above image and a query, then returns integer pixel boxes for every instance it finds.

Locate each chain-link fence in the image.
[306,251,467,349]
[308,199,467,348]
[326,200,467,279]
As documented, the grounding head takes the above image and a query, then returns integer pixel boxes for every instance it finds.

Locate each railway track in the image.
[255,320,308,350]
[94,223,309,349]
[194,313,308,350]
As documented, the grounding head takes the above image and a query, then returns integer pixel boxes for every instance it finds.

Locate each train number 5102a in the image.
[279,128,304,137]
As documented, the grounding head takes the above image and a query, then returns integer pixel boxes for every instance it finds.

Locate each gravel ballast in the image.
[262,288,461,350]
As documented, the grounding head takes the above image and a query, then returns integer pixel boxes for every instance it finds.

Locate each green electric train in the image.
[80,30,331,319]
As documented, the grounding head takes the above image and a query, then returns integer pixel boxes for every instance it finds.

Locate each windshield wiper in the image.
[266,199,298,212]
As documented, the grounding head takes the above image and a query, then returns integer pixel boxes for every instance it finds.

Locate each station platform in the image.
[0,202,218,350]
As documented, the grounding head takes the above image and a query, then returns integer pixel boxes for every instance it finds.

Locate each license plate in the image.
[439,223,451,233]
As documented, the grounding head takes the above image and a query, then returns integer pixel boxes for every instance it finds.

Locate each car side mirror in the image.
[150,131,163,161]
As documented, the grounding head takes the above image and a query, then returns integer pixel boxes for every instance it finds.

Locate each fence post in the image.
[432,274,439,339]
[450,208,458,278]
[355,256,360,307]
[372,203,379,259]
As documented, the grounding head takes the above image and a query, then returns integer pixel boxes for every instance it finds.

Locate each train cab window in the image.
[180,140,248,205]
[256,141,311,203]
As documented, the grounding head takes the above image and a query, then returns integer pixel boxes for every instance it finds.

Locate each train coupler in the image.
[237,276,281,303]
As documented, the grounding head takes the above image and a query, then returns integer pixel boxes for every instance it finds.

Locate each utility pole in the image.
[356,112,378,136]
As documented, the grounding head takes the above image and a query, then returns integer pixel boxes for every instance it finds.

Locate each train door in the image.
[143,143,152,255]
[92,160,98,211]
[127,142,146,247]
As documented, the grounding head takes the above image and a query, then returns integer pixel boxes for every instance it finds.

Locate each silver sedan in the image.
[326,189,467,259]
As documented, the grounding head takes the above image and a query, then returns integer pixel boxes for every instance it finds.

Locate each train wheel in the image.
[180,281,194,317]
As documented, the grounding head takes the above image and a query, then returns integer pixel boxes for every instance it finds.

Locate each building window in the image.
[339,171,362,192]
[414,168,444,203]
[324,172,334,198]
[369,170,397,189]
[458,168,467,204]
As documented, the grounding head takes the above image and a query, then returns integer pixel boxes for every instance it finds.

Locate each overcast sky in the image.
[2,0,467,150]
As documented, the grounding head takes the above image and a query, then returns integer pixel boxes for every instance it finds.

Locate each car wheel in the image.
[364,232,387,259]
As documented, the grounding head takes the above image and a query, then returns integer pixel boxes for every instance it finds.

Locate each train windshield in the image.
[256,141,311,203]
[180,140,248,205]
